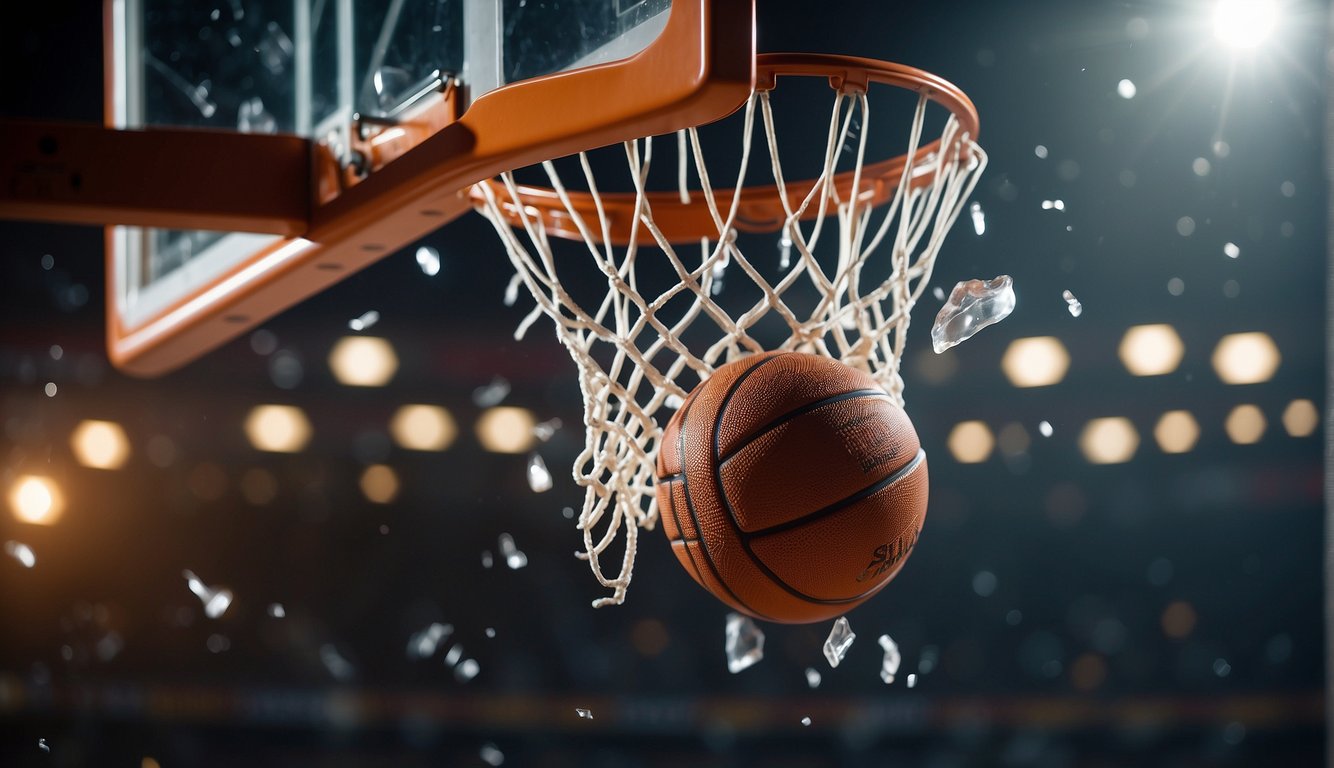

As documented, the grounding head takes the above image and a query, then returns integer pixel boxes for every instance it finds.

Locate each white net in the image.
[475,81,986,607]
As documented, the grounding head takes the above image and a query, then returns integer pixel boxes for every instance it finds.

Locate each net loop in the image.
[475,54,986,607]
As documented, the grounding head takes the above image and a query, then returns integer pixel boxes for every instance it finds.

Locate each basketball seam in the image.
[715,389,890,466]
[710,355,916,607]
[744,448,926,540]
[663,479,706,584]
[679,353,780,622]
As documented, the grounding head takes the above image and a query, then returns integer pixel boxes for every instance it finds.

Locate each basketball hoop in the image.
[473,52,986,608]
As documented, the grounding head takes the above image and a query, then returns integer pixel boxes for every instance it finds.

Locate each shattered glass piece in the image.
[907,673,918,688]
[878,633,902,683]
[38,739,49,753]
[969,201,986,235]
[348,310,380,332]
[1041,199,1065,211]
[182,570,233,619]
[1034,144,1049,159]
[1224,242,1241,259]
[481,550,494,569]
[576,708,594,719]
[237,96,276,133]
[473,376,511,407]
[918,645,939,674]
[804,667,822,689]
[96,631,123,661]
[455,658,480,681]
[407,622,453,659]
[724,613,764,673]
[485,627,496,638]
[1117,78,1137,99]
[527,454,553,493]
[372,66,413,110]
[499,533,528,569]
[267,603,285,618]
[444,644,464,667]
[931,276,1016,353]
[416,246,442,276]
[320,644,355,681]
[801,716,812,726]
[778,232,793,270]
[533,418,562,442]
[144,53,217,118]
[257,21,294,75]
[932,286,946,301]
[822,617,855,668]
[479,743,505,766]
[4,540,35,568]
[1039,420,1054,438]
[1062,289,1083,317]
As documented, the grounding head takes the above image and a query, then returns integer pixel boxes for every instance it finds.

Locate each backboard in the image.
[91,0,753,375]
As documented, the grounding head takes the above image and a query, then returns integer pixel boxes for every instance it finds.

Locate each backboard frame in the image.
[0,0,755,376]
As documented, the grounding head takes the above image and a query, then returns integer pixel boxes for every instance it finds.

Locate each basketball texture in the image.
[655,351,928,624]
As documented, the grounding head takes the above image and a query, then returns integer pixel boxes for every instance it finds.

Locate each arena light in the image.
[70,420,131,470]
[1213,0,1278,50]
[360,464,400,504]
[390,405,457,451]
[1281,399,1318,438]
[244,405,312,453]
[476,407,538,454]
[947,421,995,464]
[1119,324,1184,376]
[1212,332,1280,384]
[9,475,64,525]
[1001,337,1070,388]
[328,336,399,387]
[1079,418,1139,464]
[1224,404,1266,444]
[1154,410,1200,454]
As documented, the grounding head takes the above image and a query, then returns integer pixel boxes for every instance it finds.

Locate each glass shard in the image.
[407,622,453,659]
[480,743,505,766]
[930,275,1016,353]
[348,310,380,331]
[4,540,35,568]
[533,418,562,442]
[1062,289,1083,317]
[498,533,528,569]
[182,570,233,619]
[455,658,480,681]
[878,633,902,683]
[237,96,277,134]
[416,246,442,276]
[526,454,553,493]
[778,232,793,270]
[481,550,494,569]
[444,644,463,667]
[1039,420,1054,437]
[473,376,511,407]
[38,739,49,753]
[823,617,855,668]
[319,644,355,681]
[804,667,822,689]
[907,673,918,688]
[800,716,812,726]
[1224,242,1241,259]
[257,21,294,76]
[576,708,594,719]
[267,603,285,618]
[724,613,764,673]
[969,201,986,235]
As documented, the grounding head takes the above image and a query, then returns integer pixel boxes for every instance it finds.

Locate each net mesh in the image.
[475,83,986,607]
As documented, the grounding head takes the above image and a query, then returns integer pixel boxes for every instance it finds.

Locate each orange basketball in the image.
[655,351,928,624]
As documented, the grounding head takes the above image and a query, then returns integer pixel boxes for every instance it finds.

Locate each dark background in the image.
[0,0,1327,765]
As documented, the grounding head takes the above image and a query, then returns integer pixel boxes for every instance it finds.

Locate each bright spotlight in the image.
[244,405,313,453]
[71,420,131,470]
[475,407,538,454]
[947,421,995,464]
[9,476,64,525]
[328,336,399,387]
[1213,0,1278,49]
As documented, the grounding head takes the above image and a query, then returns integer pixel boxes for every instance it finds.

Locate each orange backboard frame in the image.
[0,0,754,376]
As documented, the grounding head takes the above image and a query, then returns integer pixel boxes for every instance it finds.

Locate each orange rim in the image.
[474,52,981,246]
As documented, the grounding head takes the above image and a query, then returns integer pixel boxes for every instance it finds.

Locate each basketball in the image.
[655,351,928,624]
